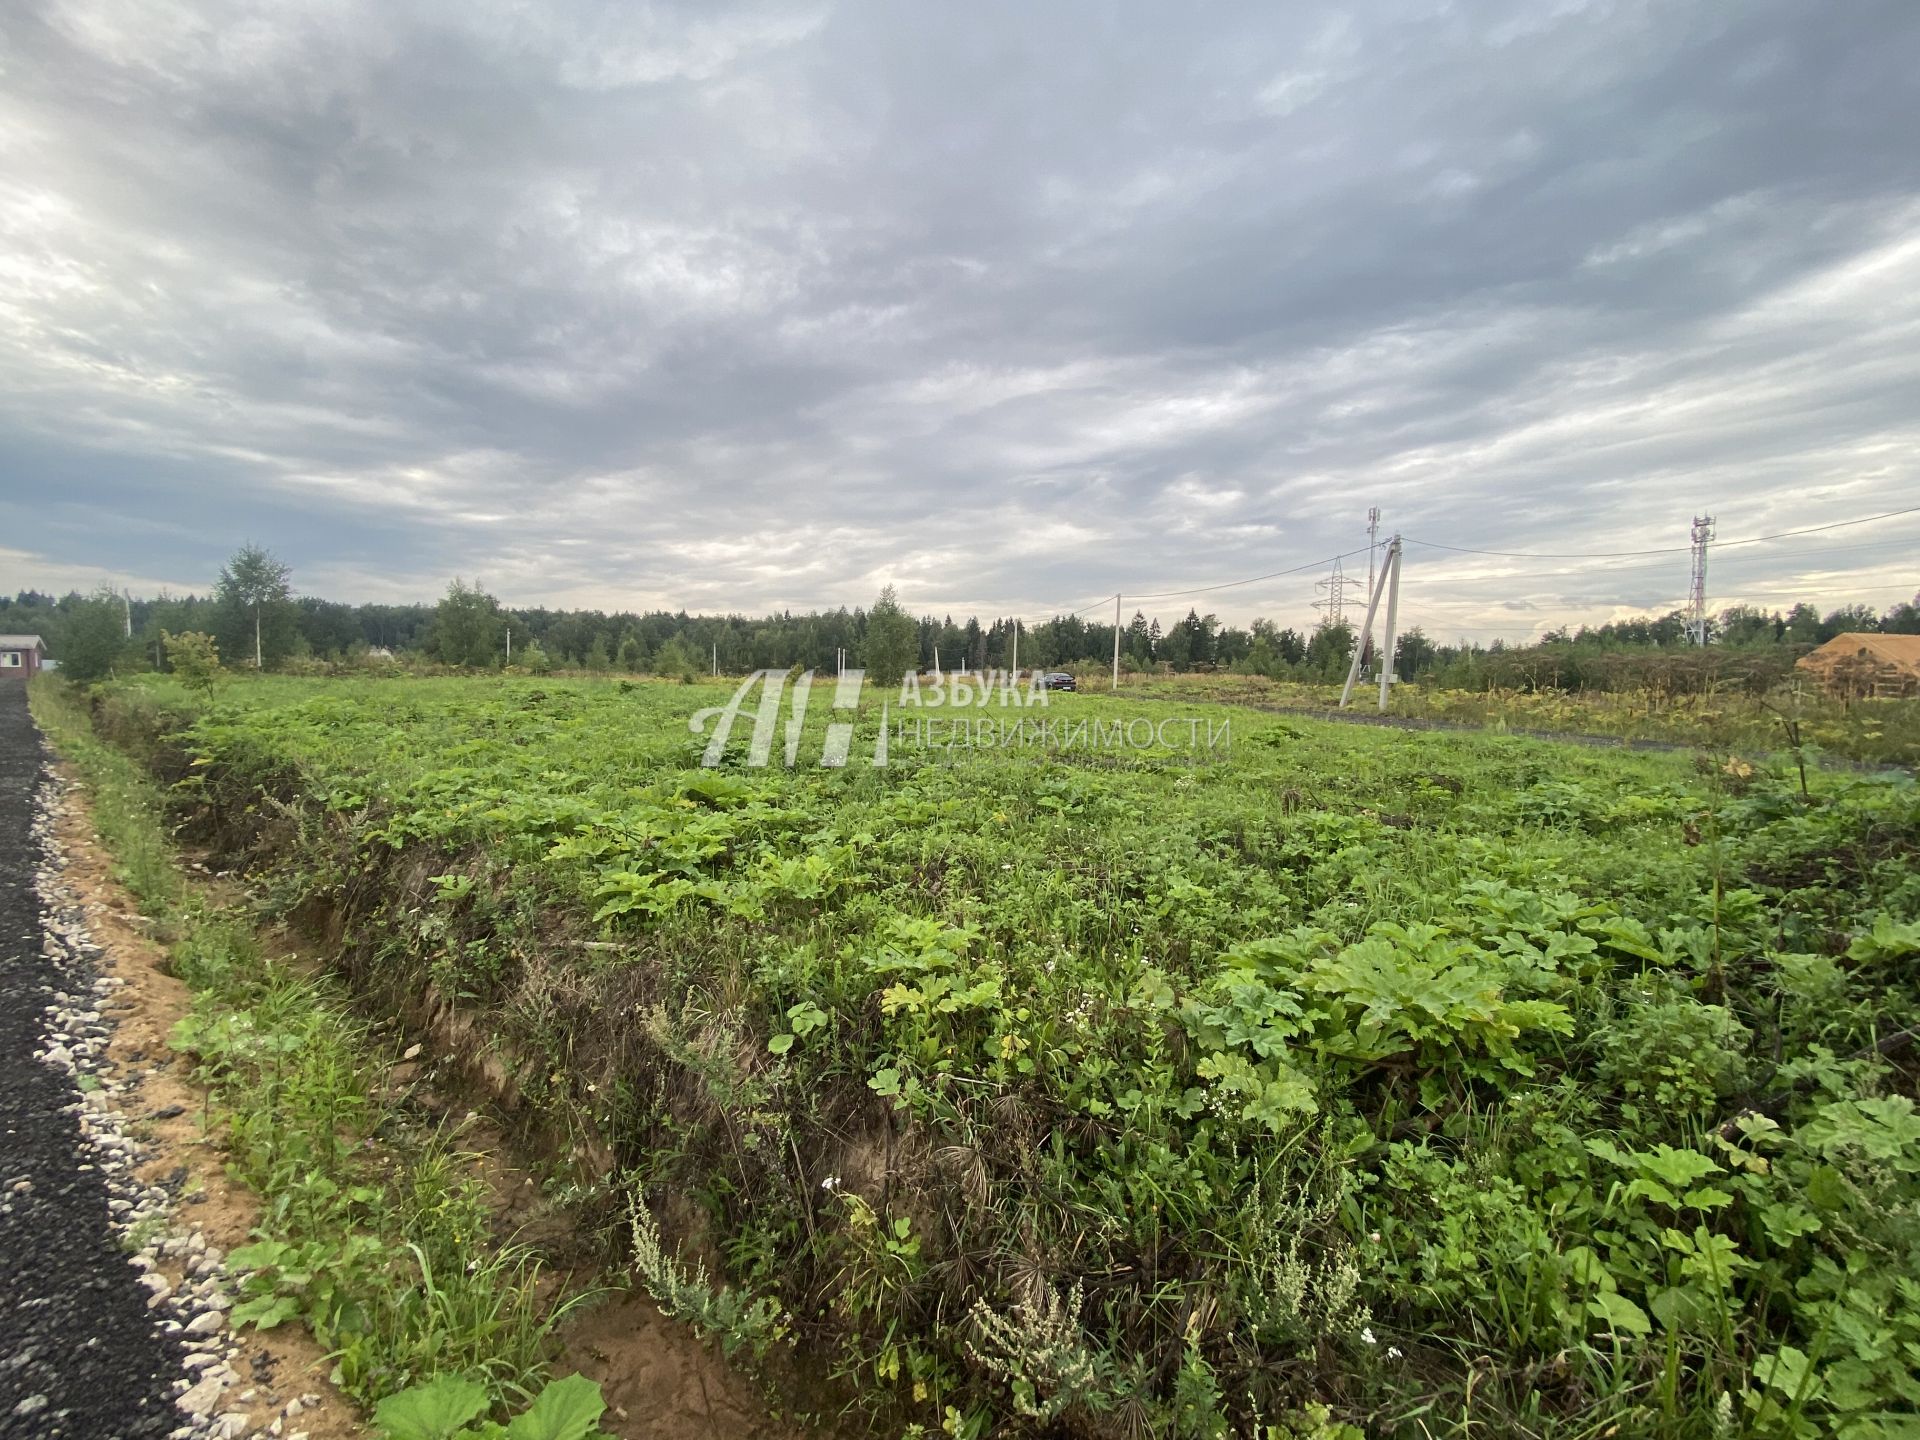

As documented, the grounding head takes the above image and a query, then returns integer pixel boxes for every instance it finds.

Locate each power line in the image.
[786,503,1912,642]
[1403,504,1920,560]
[1398,533,1920,587]
[1020,546,1376,625]
[1011,543,1380,643]
[1014,594,1120,629]
[1128,545,1373,602]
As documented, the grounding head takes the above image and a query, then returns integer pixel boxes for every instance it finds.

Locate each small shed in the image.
[1796,632,1920,699]
[0,634,46,679]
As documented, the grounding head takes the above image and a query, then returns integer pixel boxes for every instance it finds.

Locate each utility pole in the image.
[1340,536,1402,711]
[1376,535,1401,712]
[1111,593,1121,691]
[504,625,512,664]
[712,642,718,677]
[1687,515,1715,646]
[1010,620,1019,678]
[122,589,133,639]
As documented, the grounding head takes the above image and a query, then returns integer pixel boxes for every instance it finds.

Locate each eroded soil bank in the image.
[25,682,810,1440]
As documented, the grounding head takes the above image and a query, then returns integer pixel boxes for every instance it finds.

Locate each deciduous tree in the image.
[430,579,505,667]
[163,630,223,696]
[217,544,294,669]
[57,589,131,682]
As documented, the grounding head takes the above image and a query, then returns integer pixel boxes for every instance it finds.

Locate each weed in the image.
[62,671,1920,1437]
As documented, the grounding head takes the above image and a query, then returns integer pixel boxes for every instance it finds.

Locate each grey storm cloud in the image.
[1,0,1916,640]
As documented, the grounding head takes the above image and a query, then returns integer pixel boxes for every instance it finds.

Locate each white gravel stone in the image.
[26,771,341,1440]
[177,1374,228,1417]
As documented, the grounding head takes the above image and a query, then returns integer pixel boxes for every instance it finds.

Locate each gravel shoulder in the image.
[0,685,359,1440]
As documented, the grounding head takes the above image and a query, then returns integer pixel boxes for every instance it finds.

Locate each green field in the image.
[93,673,1920,1438]
[1106,672,1920,769]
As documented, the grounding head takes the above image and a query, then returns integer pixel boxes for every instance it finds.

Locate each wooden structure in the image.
[1796,632,1920,699]
[0,634,45,679]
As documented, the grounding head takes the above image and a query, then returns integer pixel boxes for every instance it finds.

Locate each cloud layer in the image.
[2,0,1916,639]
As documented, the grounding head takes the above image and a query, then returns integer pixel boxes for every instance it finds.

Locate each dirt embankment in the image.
[58,693,817,1440]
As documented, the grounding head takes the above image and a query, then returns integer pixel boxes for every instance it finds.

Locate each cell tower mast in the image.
[1687,515,1715,646]
[1366,506,1382,594]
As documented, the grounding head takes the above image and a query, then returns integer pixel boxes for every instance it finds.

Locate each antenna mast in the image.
[1366,506,1382,595]
[1687,515,1715,645]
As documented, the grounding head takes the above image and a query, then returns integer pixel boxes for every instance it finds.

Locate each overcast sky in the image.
[2,0,1916,641]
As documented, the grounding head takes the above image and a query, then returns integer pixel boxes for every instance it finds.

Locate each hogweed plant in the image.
[73,672,1920,1438]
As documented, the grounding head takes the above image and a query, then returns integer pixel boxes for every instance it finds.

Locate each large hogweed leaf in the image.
[1185,921,1571,1129]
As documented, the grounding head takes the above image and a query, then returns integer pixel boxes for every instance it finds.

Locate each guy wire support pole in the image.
[1112,593,1122,691]
[1375,535,1401,713]
[1339,536,1401,709]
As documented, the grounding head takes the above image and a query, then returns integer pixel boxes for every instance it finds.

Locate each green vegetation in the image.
[162,629,224,697]
[433,579,511,668]
[51,586,134,682]
[863,585,918,686]
[373,1373,612,1440]
[31,680,592,1411]
[1123,672,1920,768]
[9,563,1913,686]
[80,672,1920,1438]
[216,542,295,670]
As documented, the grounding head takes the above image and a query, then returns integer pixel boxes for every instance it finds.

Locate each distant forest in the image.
[4,564,1916,696]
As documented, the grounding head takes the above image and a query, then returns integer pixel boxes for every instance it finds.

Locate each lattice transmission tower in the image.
[1314,556,1355,627]
[1687,515,1715,645]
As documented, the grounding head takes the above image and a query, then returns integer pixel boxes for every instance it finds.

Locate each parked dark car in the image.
[1038,671,1077,691]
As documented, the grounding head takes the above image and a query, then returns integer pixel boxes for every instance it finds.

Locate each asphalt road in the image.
[0,683,182,1440]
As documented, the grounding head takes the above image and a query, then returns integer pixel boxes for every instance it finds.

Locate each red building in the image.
[0,634,46,678]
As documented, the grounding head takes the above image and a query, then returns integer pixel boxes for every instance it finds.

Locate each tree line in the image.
[6,546,1913,693]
